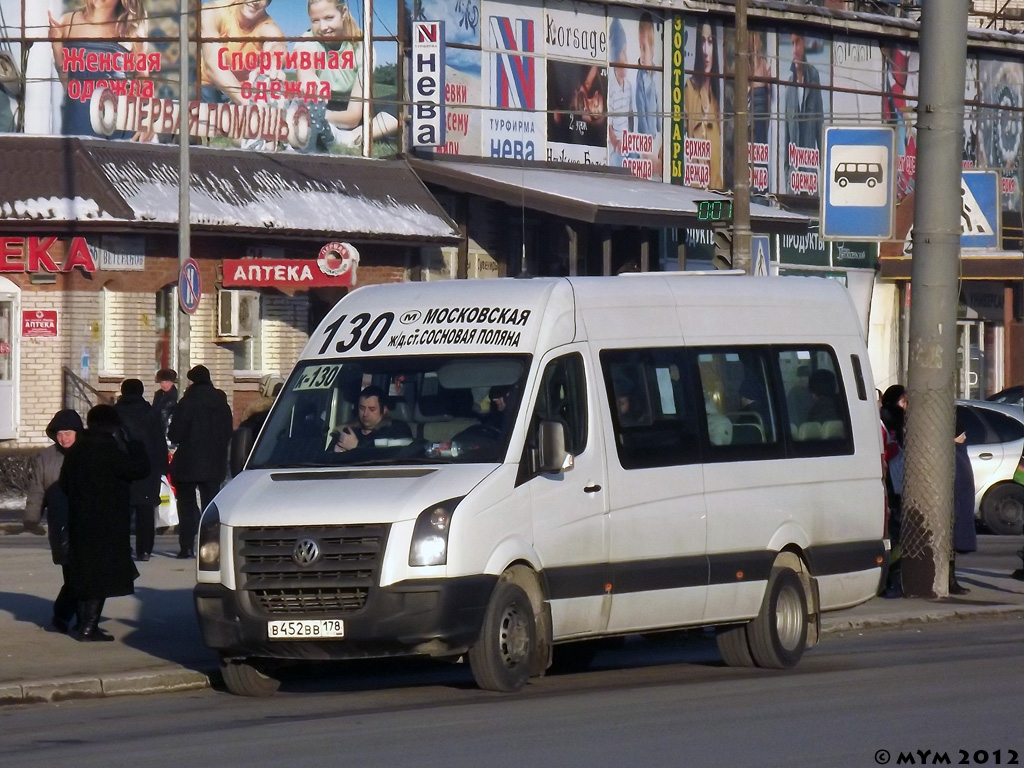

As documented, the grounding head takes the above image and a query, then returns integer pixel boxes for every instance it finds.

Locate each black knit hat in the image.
[156,368,177,383]
[121,378,145,397]
[187,365,212,384]
[86,404,122,432]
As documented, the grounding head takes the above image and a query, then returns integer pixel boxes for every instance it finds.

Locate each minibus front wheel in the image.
[220,656,282,697]
[748,567,809,669]
[468,580,536,692]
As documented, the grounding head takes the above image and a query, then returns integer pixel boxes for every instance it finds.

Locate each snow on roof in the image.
[102,159,455,237]
[0,196,113,221]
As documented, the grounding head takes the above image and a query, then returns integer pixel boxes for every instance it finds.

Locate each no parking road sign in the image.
[179,258,201,315]
[821,126,896,241]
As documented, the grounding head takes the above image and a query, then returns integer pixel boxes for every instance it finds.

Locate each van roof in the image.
[301,274,861,360]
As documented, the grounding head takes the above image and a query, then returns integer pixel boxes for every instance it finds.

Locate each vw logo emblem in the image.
[293,538,321,567]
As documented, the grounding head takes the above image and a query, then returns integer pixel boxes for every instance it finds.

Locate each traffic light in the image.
[712,225,733,270]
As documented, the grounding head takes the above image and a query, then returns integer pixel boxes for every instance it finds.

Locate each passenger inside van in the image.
[807,369,840,423]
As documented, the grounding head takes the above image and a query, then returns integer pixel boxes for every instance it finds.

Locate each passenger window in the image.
[777,347,852,453]
[531,353,587,455]
[696,349,779,450]
[600,348,700,469]
[983,409,1024,442]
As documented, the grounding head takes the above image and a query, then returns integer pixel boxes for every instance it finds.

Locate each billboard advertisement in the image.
[0,0,401,155]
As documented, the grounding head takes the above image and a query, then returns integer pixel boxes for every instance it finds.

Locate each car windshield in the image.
[247,354,530,469]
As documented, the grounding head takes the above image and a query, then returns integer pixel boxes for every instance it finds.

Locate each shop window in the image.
[230,298,263,373]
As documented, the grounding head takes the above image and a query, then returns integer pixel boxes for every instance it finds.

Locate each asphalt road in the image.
[2,617,1021,768]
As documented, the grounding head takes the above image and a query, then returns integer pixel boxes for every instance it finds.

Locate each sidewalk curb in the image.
[0,666,211,706]
[822,603,1024,634]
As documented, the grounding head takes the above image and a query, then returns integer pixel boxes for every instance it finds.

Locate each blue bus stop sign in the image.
[821,126,896,241]
[179,258,201,315]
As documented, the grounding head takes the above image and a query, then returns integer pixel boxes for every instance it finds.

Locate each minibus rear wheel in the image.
[748,567,808,669]
[715,624,755,667]
[468,580,536,692]
[220,656,282,697]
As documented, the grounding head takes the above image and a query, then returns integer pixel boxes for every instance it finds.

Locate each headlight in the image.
[409,497,463,567]
[198,503,221,572]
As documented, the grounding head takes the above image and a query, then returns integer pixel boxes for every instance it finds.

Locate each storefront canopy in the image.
[408,157,813,233]
[0,137,460,245]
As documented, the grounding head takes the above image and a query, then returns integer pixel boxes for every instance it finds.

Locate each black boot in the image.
[75,599,114,642]
[948,559,969,596]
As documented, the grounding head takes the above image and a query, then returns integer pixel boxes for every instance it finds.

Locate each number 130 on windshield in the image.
[317,312,395,355]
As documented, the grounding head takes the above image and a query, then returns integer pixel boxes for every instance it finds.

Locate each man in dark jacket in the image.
[60,405,149,642]
[152,368,178,447]
[24,408,84,633]
[115,379,169,561]
[168,365,234,559]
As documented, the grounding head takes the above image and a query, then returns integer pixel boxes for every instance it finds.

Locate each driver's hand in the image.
[334,426,358,452]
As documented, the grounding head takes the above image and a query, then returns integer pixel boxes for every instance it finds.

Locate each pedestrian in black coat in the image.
[951,420,978,595]
[168,365,234,559]
[152,368,179,447]
[115,379,170,561]
[60,404,149,642]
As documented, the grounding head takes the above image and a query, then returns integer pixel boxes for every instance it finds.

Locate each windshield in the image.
[248,354,531,469]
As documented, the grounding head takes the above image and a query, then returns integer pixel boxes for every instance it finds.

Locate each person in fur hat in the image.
[60,404,149,641]
[23,408,84,633]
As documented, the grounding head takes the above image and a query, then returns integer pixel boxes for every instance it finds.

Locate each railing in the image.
[61,366,112,416]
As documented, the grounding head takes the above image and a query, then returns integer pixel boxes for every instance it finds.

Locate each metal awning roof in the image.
[0,136,460,245]
[408,157,812,233]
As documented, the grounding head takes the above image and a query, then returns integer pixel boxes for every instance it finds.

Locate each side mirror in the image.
[538,420,574,474]
[229,425,255,478]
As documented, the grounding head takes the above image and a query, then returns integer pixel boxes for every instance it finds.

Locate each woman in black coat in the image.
[115,379,170,561]
[60,404,150,641]
[951,418,978,595]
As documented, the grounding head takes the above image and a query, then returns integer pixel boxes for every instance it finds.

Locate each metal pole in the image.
[900,1,969,598]
[731,0,752,274]
[362,0,373,157]
[177,0,191,372]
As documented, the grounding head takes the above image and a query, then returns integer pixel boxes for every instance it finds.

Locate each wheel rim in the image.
[996,496,1024,528]
[775,584,804,651]
[498,604,530,668]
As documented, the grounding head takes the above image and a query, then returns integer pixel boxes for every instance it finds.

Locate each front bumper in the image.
[194,575,497,661]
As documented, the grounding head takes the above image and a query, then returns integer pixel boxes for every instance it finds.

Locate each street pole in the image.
[362,0,374,157]
[900,1,969,598]
[177,0,191,372]
[730,0,752,274]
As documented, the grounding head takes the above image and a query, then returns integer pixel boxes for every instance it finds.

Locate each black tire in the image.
[468,581,536,692]
[980,483,1024,535]
[716,624,755,667]
[220,657,281,697]
[747,568,808,669]
[838,177,848,187]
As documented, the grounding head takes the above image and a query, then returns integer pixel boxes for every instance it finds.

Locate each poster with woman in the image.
[0,0,22,133]
[780,28,830,198]
[723,26,776,196]
[681,17,724,190]
[963,56,979,170]
[881,42,918,202]
[606,7,664,181]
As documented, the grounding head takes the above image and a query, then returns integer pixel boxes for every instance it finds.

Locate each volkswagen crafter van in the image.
[194,274,887,696]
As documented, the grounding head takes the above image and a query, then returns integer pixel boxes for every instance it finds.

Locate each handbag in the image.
[156,474,178,529]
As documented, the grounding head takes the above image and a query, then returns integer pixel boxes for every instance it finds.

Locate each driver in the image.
[482,384,515,431]
[332,386,412,452]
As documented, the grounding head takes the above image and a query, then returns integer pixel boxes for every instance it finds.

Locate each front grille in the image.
[237,524,389,615]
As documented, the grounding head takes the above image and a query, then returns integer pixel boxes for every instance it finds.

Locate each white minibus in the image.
[194,274,887,696]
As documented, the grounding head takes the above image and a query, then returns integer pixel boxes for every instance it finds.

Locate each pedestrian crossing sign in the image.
[960,171,1000,249]
[751,235,770,276]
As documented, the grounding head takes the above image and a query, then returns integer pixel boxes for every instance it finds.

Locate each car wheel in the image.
[838,178,848,187]
[981,483,1024,535]
[220,656,282,697]
[468,580,536,692]
[747,567,808,669]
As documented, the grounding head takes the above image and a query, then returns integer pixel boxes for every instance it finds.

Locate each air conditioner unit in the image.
[217,290,260,338]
